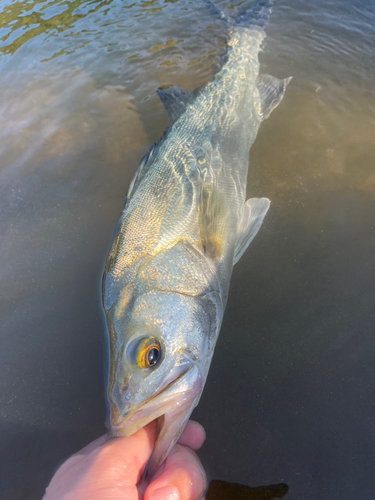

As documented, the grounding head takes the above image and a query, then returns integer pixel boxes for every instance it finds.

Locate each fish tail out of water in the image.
[204,0,274,30]
[235,0,274,29]
[203,0,232,25]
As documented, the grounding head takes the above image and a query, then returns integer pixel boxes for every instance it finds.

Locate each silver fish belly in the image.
[102,0,291,476]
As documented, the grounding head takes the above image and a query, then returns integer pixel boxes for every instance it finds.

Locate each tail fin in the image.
[235,0,274,29]
[204,0,232,25]
[204,0,274,30]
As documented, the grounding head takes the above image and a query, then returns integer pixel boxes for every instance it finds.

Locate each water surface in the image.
[1,0,375,498]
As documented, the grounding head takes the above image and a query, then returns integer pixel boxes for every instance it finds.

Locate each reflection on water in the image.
[206,480,289,500]
[0,0,374,499]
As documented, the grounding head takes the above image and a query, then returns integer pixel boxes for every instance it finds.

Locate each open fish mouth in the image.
[111,362,203,476]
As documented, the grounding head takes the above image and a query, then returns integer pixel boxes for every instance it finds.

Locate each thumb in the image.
[44,422,157,500]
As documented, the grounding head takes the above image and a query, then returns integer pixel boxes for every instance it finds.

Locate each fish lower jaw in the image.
[112,398,178,437]
[112,363,203,437]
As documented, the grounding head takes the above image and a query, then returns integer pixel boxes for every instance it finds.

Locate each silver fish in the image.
[102,0,291,476]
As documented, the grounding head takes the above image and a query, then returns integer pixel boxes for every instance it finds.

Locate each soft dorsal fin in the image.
[157,86,194,123]
[234,197,270,264]
[257,74,292,120]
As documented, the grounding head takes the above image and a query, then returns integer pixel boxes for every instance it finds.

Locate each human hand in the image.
[44,420,206,500]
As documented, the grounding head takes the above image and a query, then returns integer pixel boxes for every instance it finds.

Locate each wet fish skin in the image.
[102,0,291,476]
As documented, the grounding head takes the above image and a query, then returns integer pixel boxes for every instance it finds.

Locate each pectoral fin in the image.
[199,183,227,260]
[233,197,270,264]
[157,86,194,123]
[257,74,292,120]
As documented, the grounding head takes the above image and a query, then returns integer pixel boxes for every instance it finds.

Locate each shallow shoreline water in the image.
[1,0,375,498]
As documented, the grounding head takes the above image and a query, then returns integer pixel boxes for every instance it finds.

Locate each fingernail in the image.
[149,486,180,500]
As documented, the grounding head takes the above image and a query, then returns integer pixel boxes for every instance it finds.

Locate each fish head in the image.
[104,286,220,475]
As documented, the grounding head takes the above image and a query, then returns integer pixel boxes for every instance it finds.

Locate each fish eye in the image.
[137,337,161,369]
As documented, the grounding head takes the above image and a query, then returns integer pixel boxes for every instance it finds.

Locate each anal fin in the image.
[257,74,292,120]
[234,197,270,264]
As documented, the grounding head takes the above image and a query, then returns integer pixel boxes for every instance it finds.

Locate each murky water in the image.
[1,0,374,498]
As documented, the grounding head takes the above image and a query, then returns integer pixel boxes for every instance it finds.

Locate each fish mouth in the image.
[111,361,203,476]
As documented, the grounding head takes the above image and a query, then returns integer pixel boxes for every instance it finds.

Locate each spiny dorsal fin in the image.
[257,74,292,120]
[126,142,158,199]
[157,85,194,124]
[234,197,270,264]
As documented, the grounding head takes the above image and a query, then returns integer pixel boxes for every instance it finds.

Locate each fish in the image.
[102,0,291,477]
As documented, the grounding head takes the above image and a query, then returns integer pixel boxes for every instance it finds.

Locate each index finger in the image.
[177,420,206,451]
